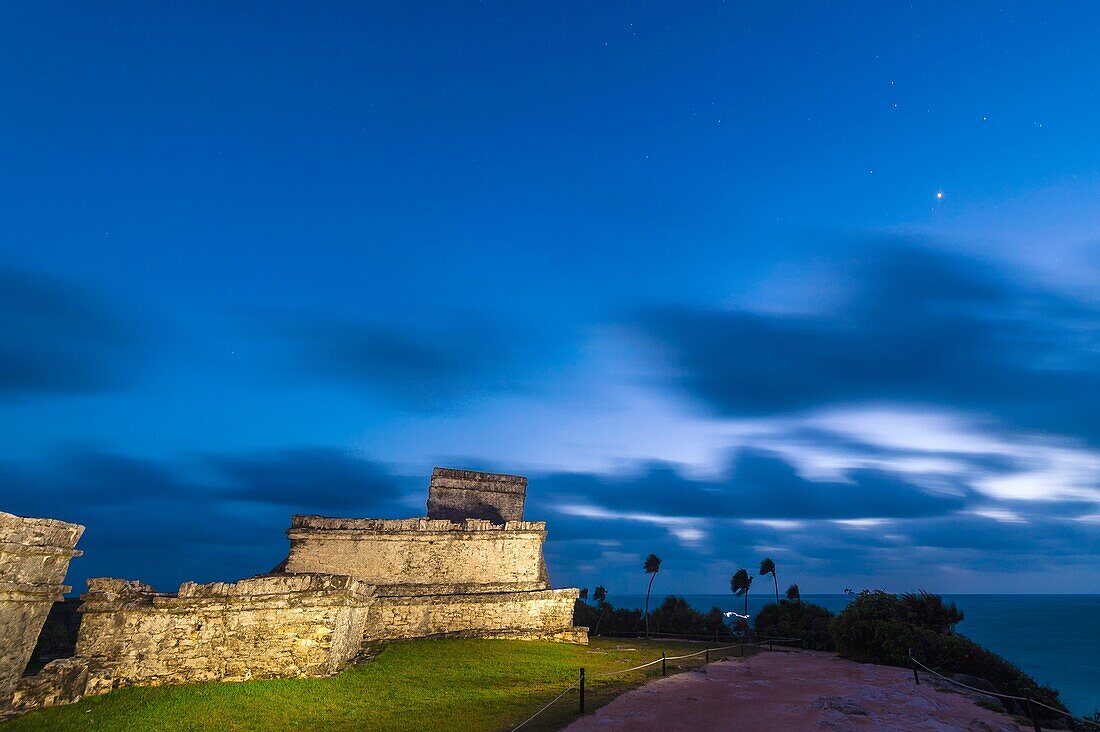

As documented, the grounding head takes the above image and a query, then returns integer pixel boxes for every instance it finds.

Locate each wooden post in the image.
[909,650,920,686]
[1025,698,1040,732]
[579,668,585,714]
[705,649,709,664]
[661,652,666,676]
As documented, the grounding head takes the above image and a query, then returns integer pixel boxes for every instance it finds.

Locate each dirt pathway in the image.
[565,650,1024,731]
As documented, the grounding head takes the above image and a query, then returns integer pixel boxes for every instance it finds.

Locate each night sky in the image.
[2,3,1098,596]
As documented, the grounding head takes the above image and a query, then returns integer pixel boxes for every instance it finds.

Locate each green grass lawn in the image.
[6,638,755,731]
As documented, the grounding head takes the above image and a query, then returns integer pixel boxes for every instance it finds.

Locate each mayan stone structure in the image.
[4,465,584,716]
[0,512,83,710]
[284,468,586,644]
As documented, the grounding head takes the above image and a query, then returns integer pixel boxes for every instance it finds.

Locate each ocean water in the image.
[607,593,1099,716]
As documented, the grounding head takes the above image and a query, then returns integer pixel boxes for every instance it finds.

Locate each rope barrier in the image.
[663,649,709,661]
[908,650,1100,730]
[663,642,747,661]
[1029,697,1100,729]
[508,638,771,730]
[592,656,666,678]
[909,655,1026,701]
[509,679,580,731]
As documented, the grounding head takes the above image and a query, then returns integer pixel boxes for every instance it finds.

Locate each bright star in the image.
[936,192,944,200]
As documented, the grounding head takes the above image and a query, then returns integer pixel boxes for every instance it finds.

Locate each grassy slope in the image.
[7,638,753,731]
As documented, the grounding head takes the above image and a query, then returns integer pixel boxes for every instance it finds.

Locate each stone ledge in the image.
[0,541,83,559]
[374,580,550,597]
[467,627,590,644]
[81,573,375,612]
[375,587,579,605]
[0,512,84,550]
[430,467,527,493]
[0,581,70,603]
[289,515,546,534]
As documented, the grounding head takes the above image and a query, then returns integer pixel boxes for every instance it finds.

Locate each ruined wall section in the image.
[426,467,527,523]
[0,512,83,709]
[284,516,550,594]
[73,573,374,694]
[363,588,584,644]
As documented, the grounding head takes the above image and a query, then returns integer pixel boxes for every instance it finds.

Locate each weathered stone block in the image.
[426,467,527,523]
[9,658,89,713]
[0,512,83,710]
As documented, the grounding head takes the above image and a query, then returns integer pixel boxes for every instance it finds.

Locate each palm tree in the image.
[759,557,780,606]
[731,568,754,620]
[592,585,608,635]
[786,583,800,603]
[579,587,589,603]
[643,553,662,639]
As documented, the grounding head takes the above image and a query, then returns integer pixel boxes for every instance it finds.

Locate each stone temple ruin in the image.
[1,468,585,716]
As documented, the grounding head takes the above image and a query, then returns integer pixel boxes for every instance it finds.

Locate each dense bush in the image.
[651,596,728,636]
[754,600,835,651]
[573,594,727,637]
[830,590,1066,722]
[572,598,600,632]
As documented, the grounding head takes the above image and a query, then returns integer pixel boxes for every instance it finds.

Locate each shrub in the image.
[572,598,600,631]
[754,600,835,651]
[899,590,964,633]
[650,596,727,636]
[830,590,1066,723]
[572,594,728,637]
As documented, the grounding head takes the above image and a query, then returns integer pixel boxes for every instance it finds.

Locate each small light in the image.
[936,192,944,199]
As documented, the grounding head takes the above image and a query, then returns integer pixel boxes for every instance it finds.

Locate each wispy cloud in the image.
[0,267,145,395]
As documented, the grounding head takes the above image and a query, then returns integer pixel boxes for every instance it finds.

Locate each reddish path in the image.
[565,650,1024,731]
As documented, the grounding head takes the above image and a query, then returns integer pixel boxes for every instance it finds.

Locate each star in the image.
[936,192,944,200]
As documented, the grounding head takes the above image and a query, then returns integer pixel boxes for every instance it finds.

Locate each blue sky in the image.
[2,2,1098,597]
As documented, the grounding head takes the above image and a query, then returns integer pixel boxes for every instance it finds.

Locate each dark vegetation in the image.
[831,590,1070,725]
[573,594,728,638]
[753,600,836,651]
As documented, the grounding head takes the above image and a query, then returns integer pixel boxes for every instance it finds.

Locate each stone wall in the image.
[426,467,527,523]
[0,512,83,709]
[363,588,584,644]
[284,516,550,593]
[74,573,374,694]
[283,510,586,645]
